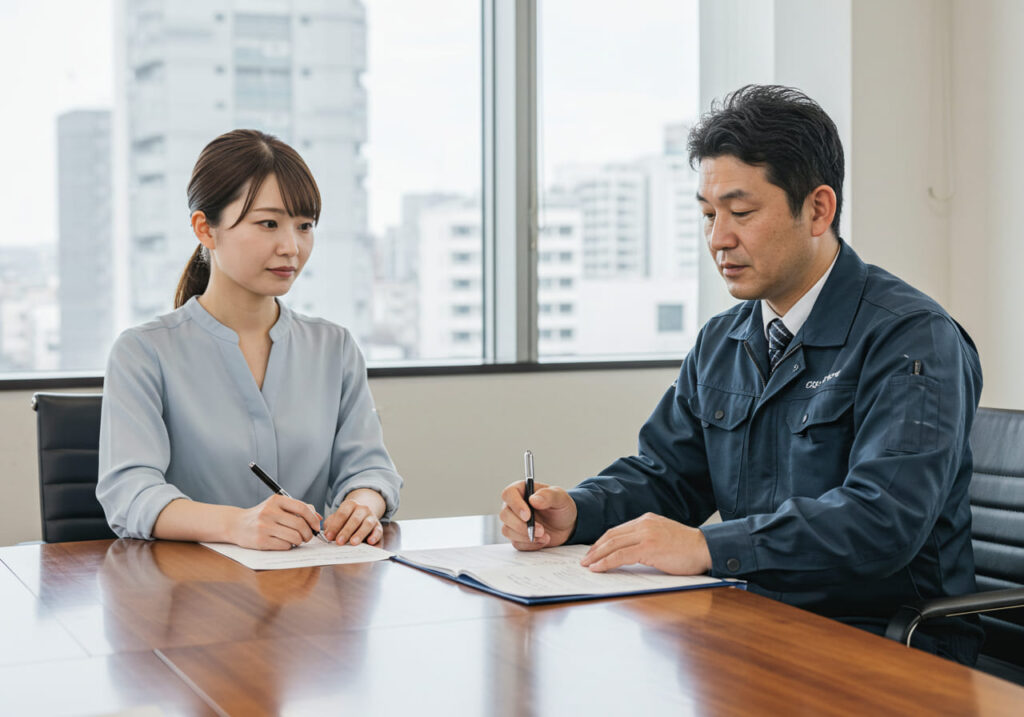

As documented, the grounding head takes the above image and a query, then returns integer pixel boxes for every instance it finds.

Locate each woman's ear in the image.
[191,211,216,250]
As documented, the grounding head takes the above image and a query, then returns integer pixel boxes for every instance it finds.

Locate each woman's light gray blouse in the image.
[97,297,402,539]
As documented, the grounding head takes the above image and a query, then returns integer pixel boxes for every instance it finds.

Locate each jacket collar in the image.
[726,239,867,348]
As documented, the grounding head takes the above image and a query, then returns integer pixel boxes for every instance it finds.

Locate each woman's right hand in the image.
[230,494,323,550]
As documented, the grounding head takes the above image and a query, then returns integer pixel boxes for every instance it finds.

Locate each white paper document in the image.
[395,543,735,600]
[201,540,394,570]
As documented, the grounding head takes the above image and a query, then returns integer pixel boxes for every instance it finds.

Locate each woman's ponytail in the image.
[174,244,210,308]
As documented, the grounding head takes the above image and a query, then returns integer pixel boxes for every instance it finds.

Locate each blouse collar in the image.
[184,296,293,342]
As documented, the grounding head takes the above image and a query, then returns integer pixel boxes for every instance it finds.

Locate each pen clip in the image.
[524,450,534,481]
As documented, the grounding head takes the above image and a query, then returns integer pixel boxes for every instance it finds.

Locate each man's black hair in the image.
[687,84,844,235]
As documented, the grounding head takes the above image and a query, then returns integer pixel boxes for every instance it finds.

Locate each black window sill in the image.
[0,358,683,391]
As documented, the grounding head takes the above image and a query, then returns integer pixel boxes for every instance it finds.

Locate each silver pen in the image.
[524,450,536,542]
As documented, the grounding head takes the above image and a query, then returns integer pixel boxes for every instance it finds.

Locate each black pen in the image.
[524,450,536,542]
[249,461,329,543]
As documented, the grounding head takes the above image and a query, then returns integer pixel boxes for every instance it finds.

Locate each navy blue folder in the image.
[391,554,743,606]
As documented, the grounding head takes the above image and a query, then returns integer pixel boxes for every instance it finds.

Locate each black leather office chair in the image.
[31,392,116,542]
[886,407,1024,684]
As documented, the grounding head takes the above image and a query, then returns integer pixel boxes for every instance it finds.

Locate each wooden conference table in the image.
[1,516,1022,716]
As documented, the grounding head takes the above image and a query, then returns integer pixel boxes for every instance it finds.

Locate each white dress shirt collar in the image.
[761,249,840,339]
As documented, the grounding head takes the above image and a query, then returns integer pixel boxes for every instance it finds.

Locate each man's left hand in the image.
[580,513,712,575]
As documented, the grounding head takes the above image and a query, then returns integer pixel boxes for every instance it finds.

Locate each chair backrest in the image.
[968,407,1024,678]
[32,392,115,542]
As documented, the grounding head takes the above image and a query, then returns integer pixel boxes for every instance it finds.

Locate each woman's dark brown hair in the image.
[174,129,322,308]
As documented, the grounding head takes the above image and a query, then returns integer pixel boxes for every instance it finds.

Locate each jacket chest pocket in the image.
[690,385,755,514]
[785,388,856,499]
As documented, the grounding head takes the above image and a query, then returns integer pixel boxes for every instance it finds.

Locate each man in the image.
[499,85,983,665]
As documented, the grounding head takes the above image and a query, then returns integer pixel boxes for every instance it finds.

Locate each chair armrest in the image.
[885,587,1024,645]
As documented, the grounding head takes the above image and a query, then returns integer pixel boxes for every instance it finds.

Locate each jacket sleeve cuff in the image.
[700,519,758,578]
[566,486,607,544]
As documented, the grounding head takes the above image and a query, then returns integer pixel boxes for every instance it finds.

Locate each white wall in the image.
[848,0,1024,409]
[696,0,776,320]
[0,389,53,545]
[698,0,853,318]
[850,0,952,306]
[699,0,1023,411]
[0,367,677,545]
[948,0,1024,408]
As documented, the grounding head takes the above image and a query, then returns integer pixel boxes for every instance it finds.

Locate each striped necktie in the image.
[767,318,794,374]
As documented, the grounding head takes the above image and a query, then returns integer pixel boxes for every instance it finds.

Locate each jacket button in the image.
[701,420,709,428]
[726,558,741,572]
[714,409,725,420]
[801,414,808,424]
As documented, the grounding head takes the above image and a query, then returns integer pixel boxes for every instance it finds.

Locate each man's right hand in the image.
[499,481,578,551]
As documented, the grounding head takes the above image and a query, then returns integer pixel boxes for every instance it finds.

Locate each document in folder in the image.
[393,543,741,605]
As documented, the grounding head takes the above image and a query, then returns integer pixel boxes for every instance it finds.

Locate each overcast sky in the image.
[0,0,114,247]
[0,0,696,246]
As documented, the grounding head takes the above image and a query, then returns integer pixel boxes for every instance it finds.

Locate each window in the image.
[0,0,481,375]
[1,0,700,378]
[364,2,481,362]
[657,304,684,333]
[537,0,699,359]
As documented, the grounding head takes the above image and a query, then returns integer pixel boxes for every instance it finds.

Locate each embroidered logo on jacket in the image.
[805,371,841,390]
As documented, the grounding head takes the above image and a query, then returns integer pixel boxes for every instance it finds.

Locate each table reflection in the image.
[95,539,371,654]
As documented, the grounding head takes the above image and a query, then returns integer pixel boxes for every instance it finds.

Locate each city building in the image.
[552,162,648,279]
[416,197,483,360]
[0,245,59,372]
[572,275,696,357]
[412,122,700,361]
[642,121,701,282]
[57,109,114,371]
[537,194,584,357]
[117,0,371,335]
[413,193,586,360]
[364,193,464,360]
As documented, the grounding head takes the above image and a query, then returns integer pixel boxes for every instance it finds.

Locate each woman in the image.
[97,129,401,550]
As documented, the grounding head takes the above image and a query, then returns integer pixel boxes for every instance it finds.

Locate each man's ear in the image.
[191,211,216,250]
[807,185,837,238]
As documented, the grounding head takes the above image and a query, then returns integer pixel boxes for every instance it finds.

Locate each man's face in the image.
[697,155,826,315]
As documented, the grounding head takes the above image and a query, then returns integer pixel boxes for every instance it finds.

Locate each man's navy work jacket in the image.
[569,241,983,651]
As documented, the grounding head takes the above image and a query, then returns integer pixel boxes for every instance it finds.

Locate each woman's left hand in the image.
[323,488,387,546]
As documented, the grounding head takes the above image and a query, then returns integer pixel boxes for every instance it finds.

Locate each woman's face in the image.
[203,173,315,298]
